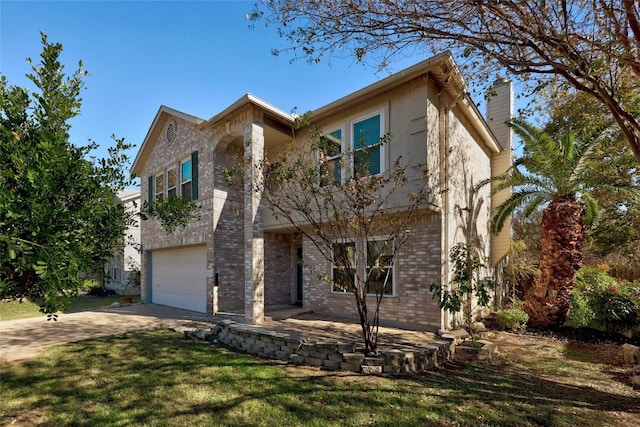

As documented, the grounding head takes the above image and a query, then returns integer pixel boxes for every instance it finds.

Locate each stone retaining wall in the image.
[180,319,455,374]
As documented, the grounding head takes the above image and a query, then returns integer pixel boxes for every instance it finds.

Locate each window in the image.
[155,174,164,202]
[366,239,394,295]
[147,151,198,204]
[331,238,394,295]
[181,158,192,200]
[167,167,177,198]
[353,113,382,175]
[319,129,342,186]
[332,242,355,293]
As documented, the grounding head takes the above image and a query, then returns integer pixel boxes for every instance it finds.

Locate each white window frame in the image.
[180,157,193,199]
[155,173,164,202]
[167,166,178,198]
[350,110,385,177]
[318,126,344,186]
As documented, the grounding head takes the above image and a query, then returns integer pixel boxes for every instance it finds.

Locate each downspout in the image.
[438,92,450,331]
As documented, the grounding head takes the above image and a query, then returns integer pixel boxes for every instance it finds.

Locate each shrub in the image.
[567,267,639,332]
[592,292,638,332]
[497,308,529,332]
[85,282,116,297]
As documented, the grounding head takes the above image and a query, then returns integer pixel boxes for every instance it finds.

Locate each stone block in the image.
[323,359,342,370]
[362,356,385,366]
[383,365,402,374]
[315,342,337,352]
[276,350,291,359]
[336,343,356,353]
[343,353,365,363]
[289,354,305,365]
[306,357,324,367]
[622,344,640,366]
[327,352,344,362]
[361,365,383,375]
[341,362,361,372]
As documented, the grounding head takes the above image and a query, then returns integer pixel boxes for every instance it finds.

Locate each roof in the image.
[131,52,502,177]
[131,106,205,177]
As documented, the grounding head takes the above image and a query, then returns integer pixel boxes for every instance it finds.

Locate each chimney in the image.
[486,78,513,267]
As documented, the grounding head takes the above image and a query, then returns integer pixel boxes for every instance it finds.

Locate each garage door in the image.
[152,246,207,313]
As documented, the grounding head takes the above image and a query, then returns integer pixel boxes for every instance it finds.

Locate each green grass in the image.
[0,295,140,321]
[1,330,638,426]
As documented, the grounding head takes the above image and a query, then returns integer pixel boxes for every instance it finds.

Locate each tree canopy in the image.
[0,32,133,316]
[253,0,640,161]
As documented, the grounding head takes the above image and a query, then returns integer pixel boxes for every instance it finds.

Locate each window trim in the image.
[180,157,193,200]
[330,237,395,296]
[350,110,385,177]
[167,166,178,198]
[318,126,344,186]
[154,173,165,202]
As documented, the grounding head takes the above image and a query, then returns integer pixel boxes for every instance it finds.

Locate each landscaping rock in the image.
[622,343,640,366]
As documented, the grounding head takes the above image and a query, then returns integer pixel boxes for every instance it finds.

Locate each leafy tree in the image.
[253,0,640,162]
[0,32,133,317]
[541,88,640,263]
[431,243,494,346]
[227,116,431,354]
[140,196,200,234]
[485,119,640,327]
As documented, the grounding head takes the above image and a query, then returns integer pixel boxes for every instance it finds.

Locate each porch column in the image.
[244,115,265,324]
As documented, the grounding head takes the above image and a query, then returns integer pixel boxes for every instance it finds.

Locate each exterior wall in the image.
[446,106,493,259]
[106,192,141,295]
[264,233,294,306]
[212,149,245,312]
[138,116,216,312]
[302,213,443,331]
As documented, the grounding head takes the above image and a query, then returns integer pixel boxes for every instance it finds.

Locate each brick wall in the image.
[213,150,245,312]
[301,212,443,331]
[264,233,293,305]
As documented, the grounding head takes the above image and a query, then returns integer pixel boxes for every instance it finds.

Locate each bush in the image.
[497,308,529,332]
[567,267,639,332]
[85,282,116,297]
[592,292,638,332]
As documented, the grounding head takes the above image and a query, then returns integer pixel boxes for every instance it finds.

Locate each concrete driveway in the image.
[0,303,215,364]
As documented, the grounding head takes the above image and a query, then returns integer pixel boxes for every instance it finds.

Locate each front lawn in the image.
[0,295,140,321]
[1,330,638,426]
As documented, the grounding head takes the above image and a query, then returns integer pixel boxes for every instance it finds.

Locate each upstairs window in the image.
[148,151,198,204]
[167,167,177,198]
[319,129,343,186]
[155,174,164,202]
[353,113,382,176]
[181,158,193,200]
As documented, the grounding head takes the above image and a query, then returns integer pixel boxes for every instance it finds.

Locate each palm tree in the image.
[487,119,639,328]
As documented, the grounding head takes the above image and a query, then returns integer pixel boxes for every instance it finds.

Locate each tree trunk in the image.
[524,195,585,327]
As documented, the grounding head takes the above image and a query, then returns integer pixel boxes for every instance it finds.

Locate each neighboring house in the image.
[106,189,141,295]
[131,51,513,331]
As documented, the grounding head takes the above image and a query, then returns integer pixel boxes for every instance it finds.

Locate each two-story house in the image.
[131,51,513,332]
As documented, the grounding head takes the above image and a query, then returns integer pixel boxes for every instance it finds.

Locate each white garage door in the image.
[152,246,207,313]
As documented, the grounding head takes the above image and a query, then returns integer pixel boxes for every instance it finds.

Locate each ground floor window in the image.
[331,238,394,295]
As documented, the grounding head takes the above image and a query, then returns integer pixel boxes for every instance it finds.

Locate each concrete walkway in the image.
[0,304,216,364]
[1,303,442,365]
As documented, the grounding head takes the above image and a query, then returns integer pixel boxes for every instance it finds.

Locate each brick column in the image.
[244,115,265,324]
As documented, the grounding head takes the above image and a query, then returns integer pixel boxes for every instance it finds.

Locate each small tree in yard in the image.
[228,119,431,355]
[431,243,494,346]
[0,33,134,317]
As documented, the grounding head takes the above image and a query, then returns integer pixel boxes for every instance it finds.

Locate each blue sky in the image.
[1,0,510,174]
